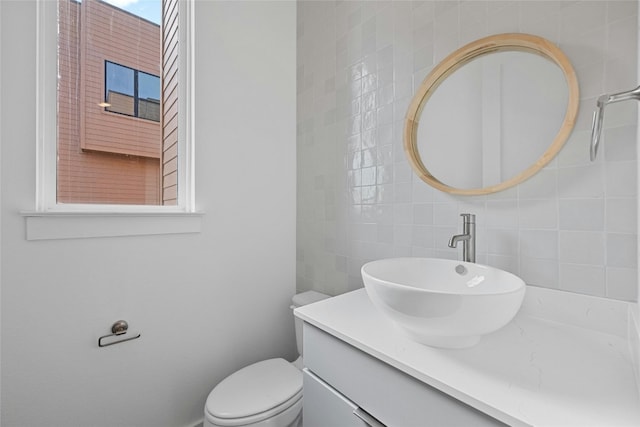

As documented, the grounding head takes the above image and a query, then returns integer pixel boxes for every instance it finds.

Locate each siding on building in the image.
[162,0,179,205]
[58,0,162,205]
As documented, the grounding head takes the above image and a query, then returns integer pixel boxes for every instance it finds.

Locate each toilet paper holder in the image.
[98,320,141,347]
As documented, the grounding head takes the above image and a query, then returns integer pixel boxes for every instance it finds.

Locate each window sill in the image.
[21,210,204,241]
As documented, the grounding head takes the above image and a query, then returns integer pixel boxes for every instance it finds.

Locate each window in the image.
[105,61,161,122]
[50,0,188,207]
[27,0,197,240]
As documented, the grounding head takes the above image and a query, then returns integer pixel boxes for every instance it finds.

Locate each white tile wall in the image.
[297,0,638,301]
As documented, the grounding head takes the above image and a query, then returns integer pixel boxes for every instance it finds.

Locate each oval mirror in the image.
[404,33,579,195]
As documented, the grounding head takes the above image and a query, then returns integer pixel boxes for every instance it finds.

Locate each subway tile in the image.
[606,233,637,268]
[559,263,606,297]
[361,185,377,204]
[606,16,637,62]
[362,148,377,167]
[519,2,560,43]
[394,182,412,203]
[435,248,458,261]
[485,200,519,229]
[361,166,377,186]
[520,230,559,260]
[414,44,435,72]
[605,58,637,95]
[558,129,596,167]
[377,224,394,245]
[574,61,605,100]
[605,160,637,197]
[394,224,413,247]
[413,203,434,225]
[362,75,377,97]
[432,188,459,204]
[362,110,377,131]
[362,15,376,40]
[557,163,604,198]
[487,3,519,34]
[606,198,637,234]
[559,26,606,70]
[411,1,435,26]
[412,225,434,248]
[603,125,637,162]
[487,254,519,276]
[460,0,488,28]
[460,21,489,46]
[362,129,377,149]
[377,44,394,70]
[413,23,434,50]
[412,180,435,203]
[606,267,638,301]
[394,161,413,184]
[377,104,394,127]
[348,7,362,30]
[433,203,459,226]
[433,226,458,252]
[394,203,413,224]
[433,34,459,65]
[485,186,518,201]
[434,2,459,37]
[607,1,638,24]
[376,8,394,49]
[519,199,558,230]
[487,228,519,256]
[392,245,412,258]
[521,258,559,288]
[574,97,599,132]
[377,165,393,185]
[558,198,604,231]
[411,246,436,258]
[377,184,394,204]
[599,97,637,128]
[518,169,557,198]
[378,126,393,149]
[558,231,605,265]
[560,1,607,40]
[458,197,486,216]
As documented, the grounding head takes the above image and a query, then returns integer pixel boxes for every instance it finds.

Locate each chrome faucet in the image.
[448,213,476,263]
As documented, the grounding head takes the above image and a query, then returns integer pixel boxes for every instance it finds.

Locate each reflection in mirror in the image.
[418,52,568,190]
[404,33,579,196]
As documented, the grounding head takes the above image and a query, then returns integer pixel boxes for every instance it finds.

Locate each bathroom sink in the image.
[361,258,525,349]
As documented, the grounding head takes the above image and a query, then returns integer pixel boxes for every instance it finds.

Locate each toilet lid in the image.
[206,358,302,420]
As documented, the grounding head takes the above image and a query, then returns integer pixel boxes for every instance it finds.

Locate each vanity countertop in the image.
[295,287,640,427]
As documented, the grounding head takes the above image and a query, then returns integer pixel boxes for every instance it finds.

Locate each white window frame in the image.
[24,0,201,240]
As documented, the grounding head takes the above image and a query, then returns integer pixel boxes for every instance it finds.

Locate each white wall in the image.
[0,1,297,426]
[297,0,638,301]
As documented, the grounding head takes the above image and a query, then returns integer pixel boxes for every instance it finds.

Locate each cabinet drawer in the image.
[303,323,505,427]
[303,369,384,427]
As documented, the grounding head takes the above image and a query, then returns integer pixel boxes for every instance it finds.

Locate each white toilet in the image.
[203,291,330,427]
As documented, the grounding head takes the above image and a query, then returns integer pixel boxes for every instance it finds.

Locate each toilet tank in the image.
[291,291,330,356]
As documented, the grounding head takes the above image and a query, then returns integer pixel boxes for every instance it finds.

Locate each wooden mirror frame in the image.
[404,33,579,196]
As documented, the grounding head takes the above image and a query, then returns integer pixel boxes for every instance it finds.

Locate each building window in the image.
[105,61,161,122]
[47,0,186,208]
[28,0,197,239]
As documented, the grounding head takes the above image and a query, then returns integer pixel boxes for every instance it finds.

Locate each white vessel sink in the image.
[361,258,526,349]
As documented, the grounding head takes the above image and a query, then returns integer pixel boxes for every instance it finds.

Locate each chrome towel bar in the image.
[98,320,141,348]
[590,85,640,161]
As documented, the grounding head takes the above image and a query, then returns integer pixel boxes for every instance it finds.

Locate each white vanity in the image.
[294,287,640,427]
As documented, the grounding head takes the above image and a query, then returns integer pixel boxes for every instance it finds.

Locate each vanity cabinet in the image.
[303,369,374,427]
[302,323,505,427]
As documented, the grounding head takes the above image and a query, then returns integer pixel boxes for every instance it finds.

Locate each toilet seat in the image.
[205,358,302,427]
